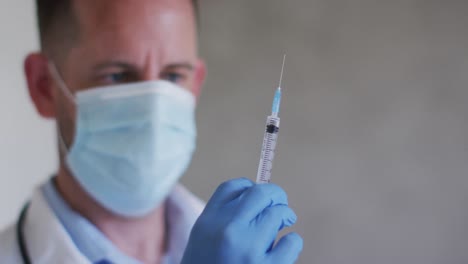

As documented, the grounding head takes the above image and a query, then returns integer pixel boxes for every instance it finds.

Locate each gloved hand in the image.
[181,178,303,264]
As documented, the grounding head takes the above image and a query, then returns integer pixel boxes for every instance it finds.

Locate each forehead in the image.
[71,0,197,62]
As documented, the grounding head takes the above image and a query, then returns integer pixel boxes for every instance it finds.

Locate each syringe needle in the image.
[278,54,286,89]
[272,55,285,116]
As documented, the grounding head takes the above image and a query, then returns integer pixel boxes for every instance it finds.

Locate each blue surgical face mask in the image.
[49,63,197,217]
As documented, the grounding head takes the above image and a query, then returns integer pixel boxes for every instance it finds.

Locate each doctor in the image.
[0,0,303,263]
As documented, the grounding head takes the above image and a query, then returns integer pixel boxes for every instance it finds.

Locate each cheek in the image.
[184,74,198,93]
[55,95,78,146]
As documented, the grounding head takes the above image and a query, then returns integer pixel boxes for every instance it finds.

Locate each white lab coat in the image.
[0,185,204,264]
[0,188,90,264]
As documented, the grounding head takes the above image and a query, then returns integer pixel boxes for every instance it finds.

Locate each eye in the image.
[161,72,186,84]
[101,72,135,84]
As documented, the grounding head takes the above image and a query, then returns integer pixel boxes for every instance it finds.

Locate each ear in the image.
[192,58,206,99]
[24,53,56,119]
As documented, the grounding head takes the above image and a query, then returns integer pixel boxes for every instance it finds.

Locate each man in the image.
[0,0,303,263]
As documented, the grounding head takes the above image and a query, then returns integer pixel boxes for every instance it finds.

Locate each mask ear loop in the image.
[48,61,76,153]
[57,128,70,153]
[48,62,76,103]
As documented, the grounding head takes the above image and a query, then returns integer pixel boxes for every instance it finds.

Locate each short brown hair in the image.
[36,0,199,54]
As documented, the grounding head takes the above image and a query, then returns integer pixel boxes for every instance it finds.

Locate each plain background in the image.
[1,1,468,263]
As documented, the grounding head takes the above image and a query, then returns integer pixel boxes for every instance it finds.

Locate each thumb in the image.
[267,232,303,264]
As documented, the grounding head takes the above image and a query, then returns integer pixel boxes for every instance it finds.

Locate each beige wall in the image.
[0,1,57,228]
[1,1,468,263]
[185,0,468,263]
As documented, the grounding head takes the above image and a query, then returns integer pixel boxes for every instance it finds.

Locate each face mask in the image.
[49,63,197,217]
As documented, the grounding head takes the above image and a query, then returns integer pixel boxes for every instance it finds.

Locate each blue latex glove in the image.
[181,178,303,264]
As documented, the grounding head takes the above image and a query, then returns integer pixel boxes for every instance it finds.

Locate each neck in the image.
[55,165,167,264]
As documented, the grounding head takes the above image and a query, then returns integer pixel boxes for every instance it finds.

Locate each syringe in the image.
[256,55,286,184]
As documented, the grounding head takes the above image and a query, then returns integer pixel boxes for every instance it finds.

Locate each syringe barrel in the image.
[256,116,280,184]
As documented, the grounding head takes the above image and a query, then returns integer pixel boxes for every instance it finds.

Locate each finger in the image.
[254,205,297,251]
[267,232,303,264]
[206,178,254,209]
[235,183,288,221]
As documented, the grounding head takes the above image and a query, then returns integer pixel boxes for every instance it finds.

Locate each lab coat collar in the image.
[24,188,89,263]
[23,184,205,264]
[165,184,205,263]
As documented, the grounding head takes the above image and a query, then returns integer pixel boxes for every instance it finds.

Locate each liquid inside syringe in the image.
[256,55,286,184]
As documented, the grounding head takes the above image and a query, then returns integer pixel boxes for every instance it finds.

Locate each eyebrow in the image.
[92,61,195,72]
[92,61,137,72]
[164,63,195,71]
